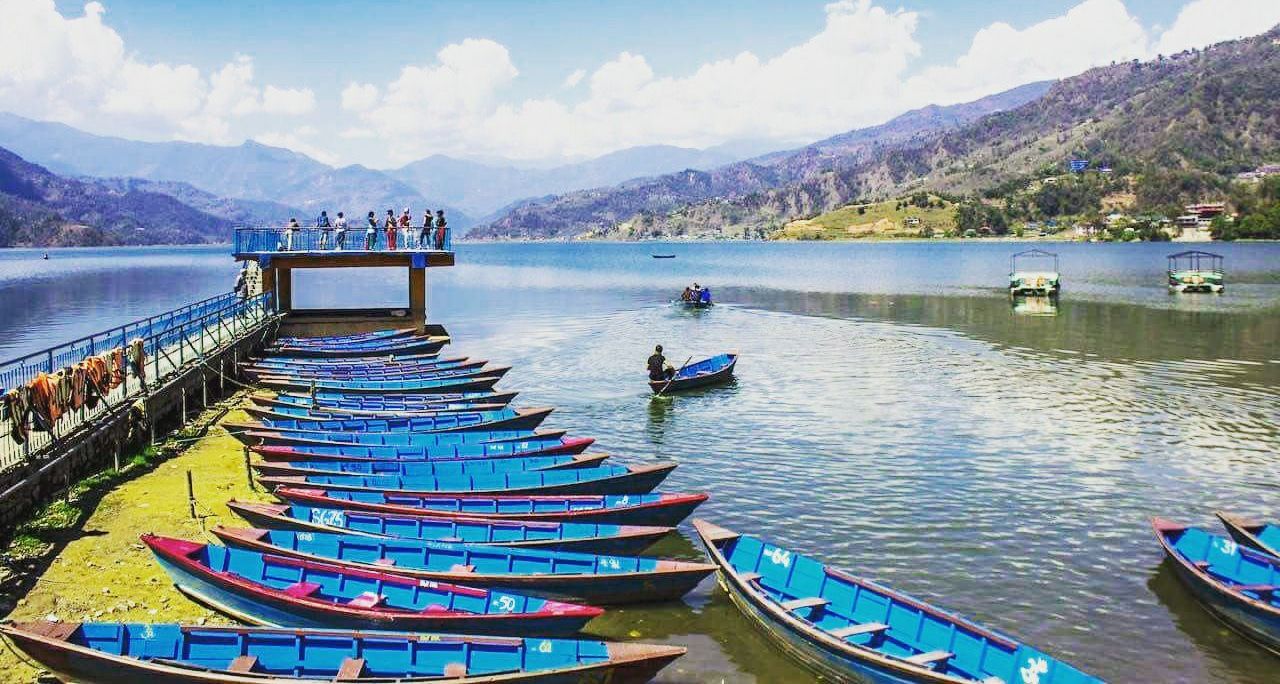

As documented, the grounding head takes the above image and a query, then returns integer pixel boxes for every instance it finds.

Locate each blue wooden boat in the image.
[251,453,612,479]
[250,435,595,462]
[144,534,599,636]
[650,353,736,394]
[257,363,509,384]
[1152,517,1280,655]
[226,500,672,554]
[240,406,554,433]
[267,335,450,358]
[252,351,444,367]
[246,353,470,371]
[242,358,487,383]
[212,527,714,605]
[267,332,445,350]
[0,621,685,683]
[275,328,416,345]
[265,389,518,408]
[259,371,505,394]
[275,487,709,527]
[247,401,514,420]
[1216,511,1280,559]
[255,462,677,496]
[694,519,1102,683]
[230,427,560,449]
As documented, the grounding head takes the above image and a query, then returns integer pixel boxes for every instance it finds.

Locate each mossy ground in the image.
[0,400,273,683]
[779,195,958,240]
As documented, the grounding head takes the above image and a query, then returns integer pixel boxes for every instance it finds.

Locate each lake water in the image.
[2,241,1279,683]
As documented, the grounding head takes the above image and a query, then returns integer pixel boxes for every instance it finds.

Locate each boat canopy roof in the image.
[1167,250,1223,271]
[1010,248,1058,271]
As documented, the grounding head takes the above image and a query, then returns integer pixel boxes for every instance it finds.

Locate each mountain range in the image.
[476,26,1280,240]
[471,81,1053,239]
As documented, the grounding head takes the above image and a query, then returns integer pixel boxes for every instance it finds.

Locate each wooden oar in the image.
[656,355,693,396]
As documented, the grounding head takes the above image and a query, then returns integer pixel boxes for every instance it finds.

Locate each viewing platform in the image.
[232,226,455,336]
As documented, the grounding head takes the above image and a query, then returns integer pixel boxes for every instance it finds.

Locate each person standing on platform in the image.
[280,218,299,251]
[434,210,448,250]
[384,209,398,250]
[398,207,412,248]
[316,210,332,249]
[419,209,433,249]
[365,211,378,249]
[334,212,347,249]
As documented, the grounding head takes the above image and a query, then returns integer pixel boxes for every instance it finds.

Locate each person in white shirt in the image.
[333,212,348,249]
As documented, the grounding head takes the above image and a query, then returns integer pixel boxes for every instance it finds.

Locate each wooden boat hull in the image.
[0,621,685,683]
[257,462,676,497]
[259,373,503,395]
[274,487,710,527]
[255,390,520,410]
[1152,518,1280,656]
[229,428,557,449]
[1216,511,1280,560]
[693,520,1100,684]
[243,406,553,434]
[249,436,594,462]
[266,336,449,358]
[226,500,671,555]
[213,527,713,605]
[247,399,513,419]
[146,535,598,637]
[249,453,611,479]
[650,354,736,393]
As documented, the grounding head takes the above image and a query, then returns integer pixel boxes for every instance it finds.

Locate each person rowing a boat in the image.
[648,345,675,382]
[680,287,693,302]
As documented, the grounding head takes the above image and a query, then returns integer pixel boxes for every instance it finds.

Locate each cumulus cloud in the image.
[561,68,586,89]
[254,126,338,166]
[1152,0,1280,55]
[341,82,379,112]
[0,0,314,147]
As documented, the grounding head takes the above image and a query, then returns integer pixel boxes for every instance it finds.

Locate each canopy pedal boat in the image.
[1167,250,1224,293]
[1008,249,1061,297]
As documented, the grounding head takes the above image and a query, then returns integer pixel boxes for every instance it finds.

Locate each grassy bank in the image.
[0,401,273,683]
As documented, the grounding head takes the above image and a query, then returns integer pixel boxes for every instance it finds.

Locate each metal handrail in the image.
[233,225,452,255]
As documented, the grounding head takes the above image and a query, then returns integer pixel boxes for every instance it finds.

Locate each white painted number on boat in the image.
[310,509,346,527]
[1020,656,1049,684]
[1215,538,1238,556]
[496,595,517,612]
[765,547,791,567]
[538,640,553,653]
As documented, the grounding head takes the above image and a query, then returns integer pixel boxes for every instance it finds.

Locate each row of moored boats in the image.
[5,327,1278,682]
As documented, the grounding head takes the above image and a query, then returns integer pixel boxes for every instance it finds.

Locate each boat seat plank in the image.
[348,592,386,609]
[282,581,322,598]
[1235,584,1277,596]
[336,657,366,680]
[228,655,258,673]
[829,622,889,638]
[738,571,762,583]
[444,663,468,677]
[373,558,396,567]
[904,650,953,667]
[780,597,829,612]
[449,564,477,573]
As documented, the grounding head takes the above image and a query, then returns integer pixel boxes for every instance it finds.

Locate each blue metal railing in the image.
[233,225,452,255]
[1,291,275,471]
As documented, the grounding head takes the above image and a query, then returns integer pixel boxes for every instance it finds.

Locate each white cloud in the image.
[1153,0,1280,55]
[561,68,586,89]
[254,127,338,166]
[0,1,317,148]
[341,82,379,111]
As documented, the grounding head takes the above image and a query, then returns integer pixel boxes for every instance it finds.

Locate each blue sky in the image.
[8,1,1280,167]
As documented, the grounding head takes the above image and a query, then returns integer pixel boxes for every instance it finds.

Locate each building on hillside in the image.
[1174,203,1225,241]
[1236,164,1280,181]
[905,217,921,227]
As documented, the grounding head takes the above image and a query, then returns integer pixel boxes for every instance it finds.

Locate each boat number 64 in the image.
[765,548,791,567]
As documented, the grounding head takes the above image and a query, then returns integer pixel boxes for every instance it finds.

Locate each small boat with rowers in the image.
[650,353,737,394]
[1151,517,1280,654]
[226,499,672,554]
[694,519,1102,683]
[0,621,686,683]
[254,461,677,497]
[273,487,709,528]
[674,283,713,308]
[211,527,714,605]
[144,534,599,636]
[1216,511,1280,559]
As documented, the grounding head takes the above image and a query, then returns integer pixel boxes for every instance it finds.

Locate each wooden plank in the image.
[904,650,953,667]
[780,597,830,612]
[228,655,258,673]
[828,622,888,638]
[336,657,367,680]
[738,571,762,583]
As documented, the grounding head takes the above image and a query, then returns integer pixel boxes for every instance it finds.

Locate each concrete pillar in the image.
[408,267,426,333]
[277,267,293,312]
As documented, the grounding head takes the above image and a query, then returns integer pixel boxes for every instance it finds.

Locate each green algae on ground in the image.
[0,404,274,684]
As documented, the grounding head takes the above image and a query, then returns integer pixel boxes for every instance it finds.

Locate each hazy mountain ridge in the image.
[471,82,1053,239]
[0,147,232,247]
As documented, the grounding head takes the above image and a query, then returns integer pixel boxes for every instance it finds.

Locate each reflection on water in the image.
[1,242,1279,682]
[1012,295,1059,317]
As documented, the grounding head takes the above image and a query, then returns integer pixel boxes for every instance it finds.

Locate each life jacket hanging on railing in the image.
[3,387,31,445]
[128,338,147,388]
[109,347,126,388]
[27,372,59,432]
[54,368,74,419]
[83,355,109,409]
[70,363,86,411]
